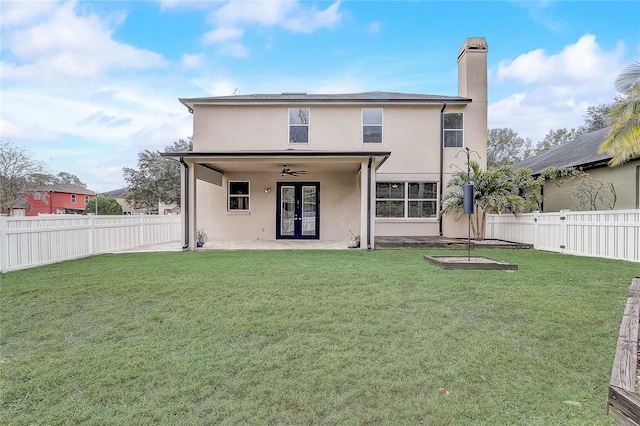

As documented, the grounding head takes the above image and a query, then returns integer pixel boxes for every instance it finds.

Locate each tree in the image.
[83,194,123,215]
[122,138,192,212]
[534,128,578,154]
[27,171,86,188]
[487,128,534,170]
[578,103,614,135]
[441,161,536,240]
[0,140,46,212]
[599,62,640,166]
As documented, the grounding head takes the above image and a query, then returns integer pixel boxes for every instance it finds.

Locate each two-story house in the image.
[9,184,95,216]
[164,37,488,249]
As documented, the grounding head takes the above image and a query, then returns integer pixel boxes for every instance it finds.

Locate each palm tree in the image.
[441,162,527,240]
[599,62,640,166]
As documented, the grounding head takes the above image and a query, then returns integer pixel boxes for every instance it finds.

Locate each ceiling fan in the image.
[280,164,309,177]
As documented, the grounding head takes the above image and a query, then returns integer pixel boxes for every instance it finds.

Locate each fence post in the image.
[532,211,539,249]
[0,216,7,274]
[90,214,96,255]
[140,215,144,246]
[559,209,569,254]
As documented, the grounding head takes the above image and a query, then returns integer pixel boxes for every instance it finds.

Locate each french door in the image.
[276,182,320,239]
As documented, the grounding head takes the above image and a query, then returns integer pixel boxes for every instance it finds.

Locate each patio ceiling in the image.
[162,150,391,175]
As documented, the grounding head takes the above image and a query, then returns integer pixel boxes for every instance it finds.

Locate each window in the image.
[71,194,76,203]
[229,181,250,211]
[84,195,89,204]
[363,108,383,143]
[376,182,437,218]
[443,112,463,147]
[33,192,41,200]
[289,108,309,143]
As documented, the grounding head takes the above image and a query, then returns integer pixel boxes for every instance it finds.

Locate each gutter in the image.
[367,156,373,250]
[179,157,189,249]
[439,103,447,236]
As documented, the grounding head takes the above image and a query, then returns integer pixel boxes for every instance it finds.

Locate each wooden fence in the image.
[485,209,640,263]
[0,215,181,273]
[608,278,640,425]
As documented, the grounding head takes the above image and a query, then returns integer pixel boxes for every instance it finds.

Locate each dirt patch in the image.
[424,255,518,270]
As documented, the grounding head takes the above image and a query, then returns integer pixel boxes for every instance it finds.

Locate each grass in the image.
[0,248,637,425]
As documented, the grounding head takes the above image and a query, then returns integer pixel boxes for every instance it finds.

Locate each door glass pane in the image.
[281,186,295,236]
[302,186,316,236]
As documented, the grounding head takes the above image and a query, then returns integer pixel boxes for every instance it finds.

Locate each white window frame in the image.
[33,192,41,200]
[375,181,438,219]
[443,112,464,148]
[71,194,76,203]
[362,108,383,143]
[84,195,89,204]
[228,181,250,212]
[288,107,310,144]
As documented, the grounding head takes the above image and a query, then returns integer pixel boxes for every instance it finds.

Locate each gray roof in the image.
[104,187,128,197]
[514,127,612,175]
[33,184,95,195]
[180,91,471,110]
[9,198,27,209]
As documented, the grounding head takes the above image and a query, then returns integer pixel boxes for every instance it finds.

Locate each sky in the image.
[1,0,639,193]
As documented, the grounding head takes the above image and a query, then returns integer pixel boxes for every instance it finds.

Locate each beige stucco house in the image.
[515,127,640,212]
[164,37,488,250]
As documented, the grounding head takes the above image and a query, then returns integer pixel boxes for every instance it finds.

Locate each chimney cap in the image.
[458,37,488,60]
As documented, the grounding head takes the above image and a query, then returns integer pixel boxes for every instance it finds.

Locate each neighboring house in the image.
[11,184,95,216]
[163,37,489,249]
[104,187,135,215]
[514,127,640,212]
[7,198,27,216]
[104,187,179,215]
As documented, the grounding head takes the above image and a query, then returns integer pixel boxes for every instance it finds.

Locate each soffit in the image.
[161,151,390,174]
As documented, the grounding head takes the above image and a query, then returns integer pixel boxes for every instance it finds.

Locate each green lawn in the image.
[1,248,637,425]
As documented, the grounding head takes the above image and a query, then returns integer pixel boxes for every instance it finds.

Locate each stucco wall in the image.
[542,160,639,211]
[195,171,361,242]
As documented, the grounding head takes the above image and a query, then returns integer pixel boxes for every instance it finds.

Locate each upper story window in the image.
[289,108,309,143]
[376,182,437,218]
[363,108,383,143]
[229,181,250,211]
[71,194,76,203]
[33,192,41,200]
[84,195,89,204]
[443,112,463,147]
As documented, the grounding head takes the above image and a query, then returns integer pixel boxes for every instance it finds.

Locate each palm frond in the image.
[615,61,640,93]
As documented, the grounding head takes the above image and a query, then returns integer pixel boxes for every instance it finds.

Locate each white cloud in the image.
[280,0,342,33]
[1,1,168,83]
[497,35,621,87]
[199,0,343,56]
[204,26,244,44]
[489,35,628,143]
[180,53,204,69]
[0,0,57,29]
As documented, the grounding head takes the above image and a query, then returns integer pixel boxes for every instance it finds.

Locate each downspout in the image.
[179,157,189,249]
[367,155,373,250]
[439,103,447,236]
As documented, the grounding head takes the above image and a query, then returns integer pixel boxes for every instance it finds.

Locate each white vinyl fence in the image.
[0,215,182,273]
[486,209,640,263]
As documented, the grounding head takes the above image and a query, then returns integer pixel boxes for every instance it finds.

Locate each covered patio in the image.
[162,150,390,251]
